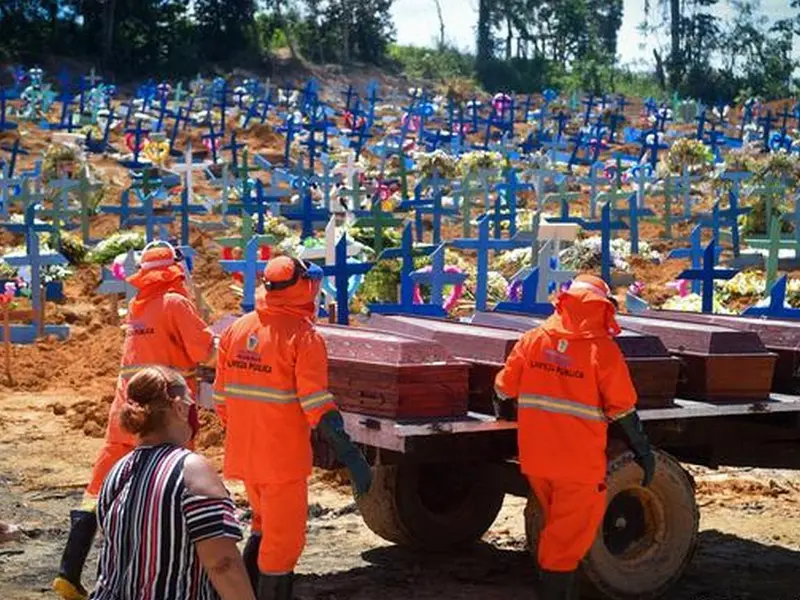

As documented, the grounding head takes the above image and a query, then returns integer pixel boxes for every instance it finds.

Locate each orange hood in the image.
[126,264,189,317]
[256,278,320,322]
[540,282,621,340]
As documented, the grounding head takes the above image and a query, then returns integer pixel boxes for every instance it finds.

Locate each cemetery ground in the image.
[0,390,799,599]
[4,65,800,599]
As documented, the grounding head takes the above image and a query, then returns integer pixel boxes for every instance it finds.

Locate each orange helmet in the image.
[261,256,323,308]
[127,241,185,288]
[562,274,617,308]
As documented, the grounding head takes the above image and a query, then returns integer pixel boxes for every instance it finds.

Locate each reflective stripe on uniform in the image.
[608,407,635,422]
[222,383,297,404]
[299,391,334,411]
[212,392,226,405]
[519,394,605,422]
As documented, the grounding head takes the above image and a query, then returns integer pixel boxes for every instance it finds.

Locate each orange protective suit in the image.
[213,257,336,574]
[495,274,637,572]
[86,248,215,498]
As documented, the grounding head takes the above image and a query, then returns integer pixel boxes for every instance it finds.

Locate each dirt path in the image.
[1,391,799,599]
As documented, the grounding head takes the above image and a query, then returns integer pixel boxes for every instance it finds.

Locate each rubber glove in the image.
[318,410,372,497]
[616,411,656,487]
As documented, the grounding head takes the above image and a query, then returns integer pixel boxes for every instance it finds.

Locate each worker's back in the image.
[215,311,321,484]
[510,326,629,483]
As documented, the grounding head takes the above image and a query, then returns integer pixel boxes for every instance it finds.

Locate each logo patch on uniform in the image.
[247,333,259,352]
[557,339,569,353]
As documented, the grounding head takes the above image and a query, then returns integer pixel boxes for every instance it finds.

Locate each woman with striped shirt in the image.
[90,366,255,600]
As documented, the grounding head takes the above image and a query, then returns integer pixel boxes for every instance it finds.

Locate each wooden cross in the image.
[220,237,268,313]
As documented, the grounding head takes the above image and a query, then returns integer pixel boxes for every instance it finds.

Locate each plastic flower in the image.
[667,279,690,297]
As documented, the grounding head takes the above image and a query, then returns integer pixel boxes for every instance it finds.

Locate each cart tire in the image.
[356,461,505,548]
[525,450,698,599]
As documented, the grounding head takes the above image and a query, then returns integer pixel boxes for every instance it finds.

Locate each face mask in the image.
[188,404,199,440]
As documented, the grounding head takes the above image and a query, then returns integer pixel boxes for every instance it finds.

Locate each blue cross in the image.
[580,162,609,218]
[402,170,455,245]
[368,222,441,317]
[167,107,192,157]
[410,244,467,308]
[1,201,69,341]
[323,235,373,325]
[127,188,174,243]
[121,120,151,169]
[494,267,554,317]
[677,240,738,313]
[639,129,669,170]
[450,214,525,311]
[759,111,776,153]
[742,275,800,319]
[202,122,224,164]
[0,89,18,131]
[220,237,268,313]
[1,138,28,178]
[172,187,208,246]
[97,249,138,302]
[222,131,246,170]
[612,192,654,254]
[154,95,171,133]
[668,226,722,294]
[282,176,330,239]
[492,167,530,238]
[580,202,629,284]
[86,107,115,154]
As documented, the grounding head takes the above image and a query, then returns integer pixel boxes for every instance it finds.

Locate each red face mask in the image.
[187,403,199,440]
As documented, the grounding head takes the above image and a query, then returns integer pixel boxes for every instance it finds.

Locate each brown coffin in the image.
[316,325,470,419]
[617,315,778,403]
[368,314,521,414]
[635,311,800,394]
[469,312,680,409]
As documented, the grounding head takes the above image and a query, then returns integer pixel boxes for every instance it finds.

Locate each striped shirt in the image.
[91,444,242,600]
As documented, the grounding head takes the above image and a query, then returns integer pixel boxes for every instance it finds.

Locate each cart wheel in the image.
[356,460,505,549]
[525,450,698,599]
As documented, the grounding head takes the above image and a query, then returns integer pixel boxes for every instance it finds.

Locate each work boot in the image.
[538,569,577,600]
[242,533,262,591]
[52,510,98,600]
[257,572,294,600]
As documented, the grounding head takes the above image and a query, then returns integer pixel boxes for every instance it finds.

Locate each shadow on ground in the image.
[295,531,800,600]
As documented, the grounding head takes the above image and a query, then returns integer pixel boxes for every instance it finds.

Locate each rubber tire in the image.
[525,450,699,600]
[356,461,505,549]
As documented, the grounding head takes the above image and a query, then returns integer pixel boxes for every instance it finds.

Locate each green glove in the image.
[615,411,656,487]
[318,410,373,497]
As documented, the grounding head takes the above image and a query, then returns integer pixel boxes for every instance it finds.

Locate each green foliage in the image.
[388,45,475,81]
[88,232,146,266]
[44,232,88,266]
[660,138,714,176]
[741,197,794,236]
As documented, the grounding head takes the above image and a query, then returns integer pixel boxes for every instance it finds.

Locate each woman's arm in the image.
[183,454,255,600]
[195,537,255,600]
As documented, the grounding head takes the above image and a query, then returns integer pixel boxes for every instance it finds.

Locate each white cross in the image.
[535,240,576,302]
[173,142,210,210]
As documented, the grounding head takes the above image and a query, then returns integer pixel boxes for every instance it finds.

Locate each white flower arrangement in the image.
[661,293,734,314]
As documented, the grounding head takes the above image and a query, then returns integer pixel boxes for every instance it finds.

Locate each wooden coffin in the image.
[617,315,777,403]
[368,314,522,414]
[470,312,680,409]
[317,325,470,419]
[210,316,469,419]
[635,311,800,394]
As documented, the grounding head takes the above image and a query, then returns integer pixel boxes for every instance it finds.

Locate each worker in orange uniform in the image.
[494,274,655,600]
[213,256,372,600]
[53,241,216,600]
